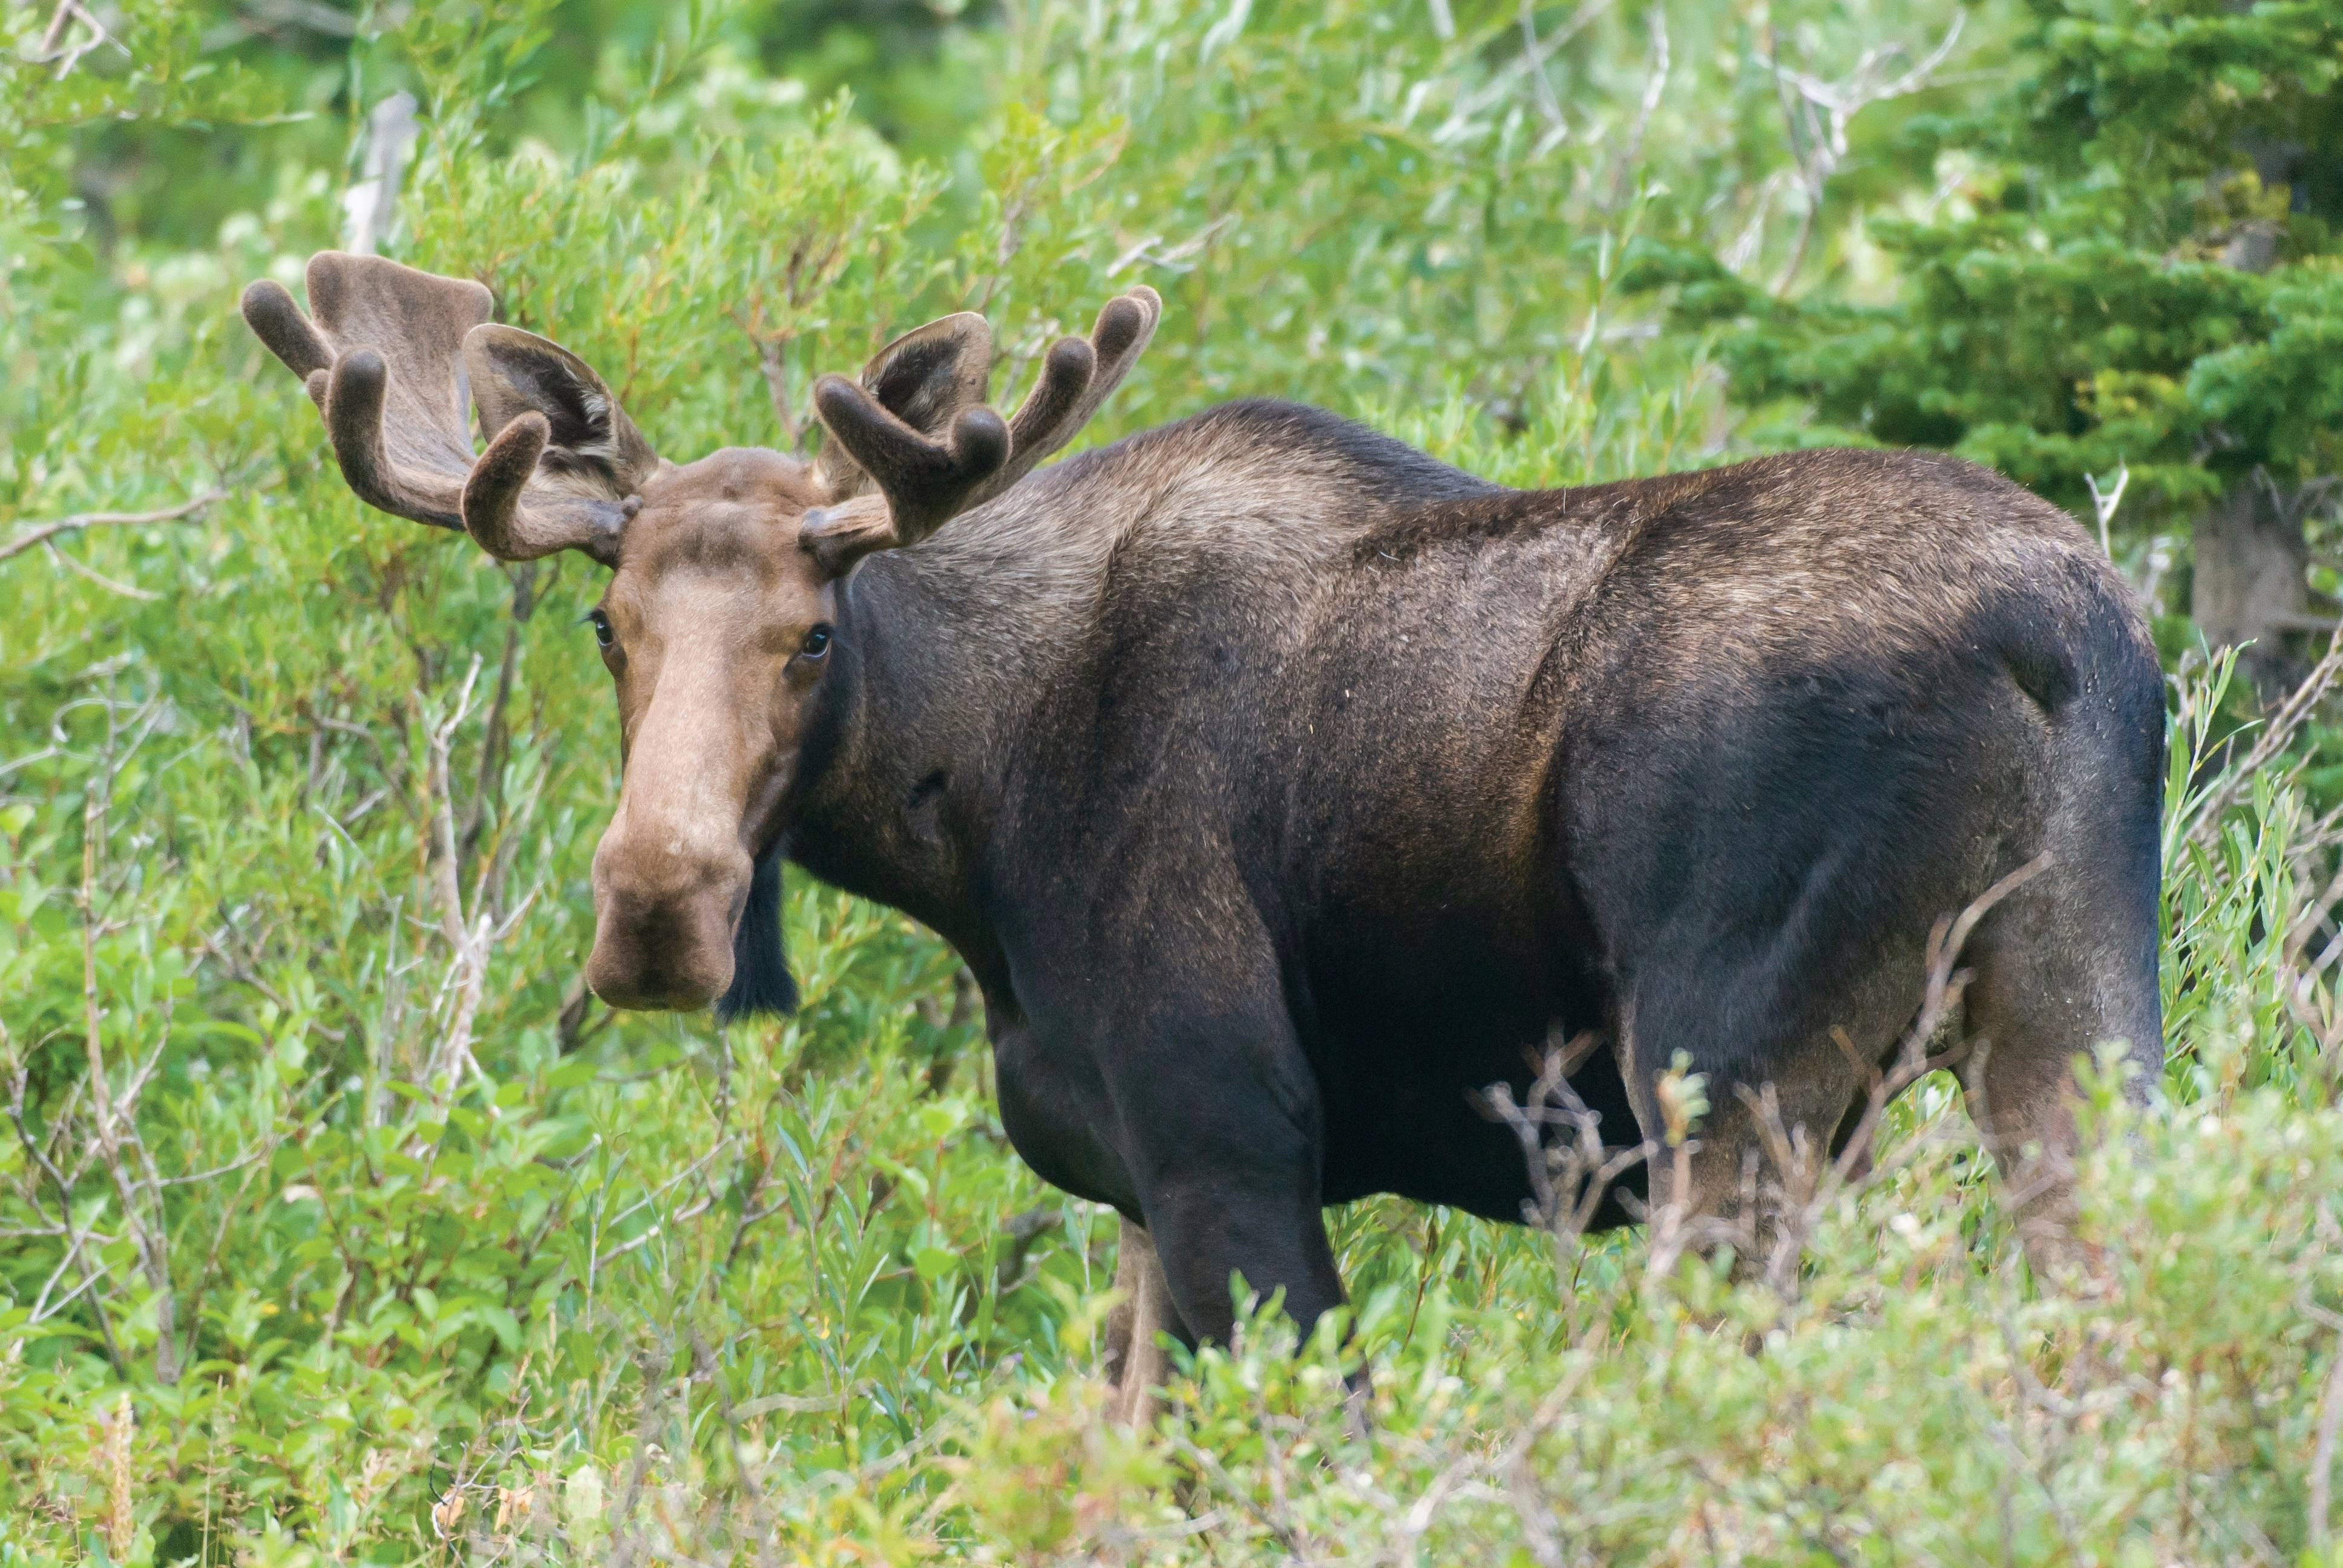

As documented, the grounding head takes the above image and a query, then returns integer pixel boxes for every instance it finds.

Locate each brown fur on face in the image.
[582,448,837,1010]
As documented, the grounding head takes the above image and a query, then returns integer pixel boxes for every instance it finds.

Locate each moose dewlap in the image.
[244,251,2162,1413]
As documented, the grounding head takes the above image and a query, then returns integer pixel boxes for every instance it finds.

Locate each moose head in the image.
[243,253,1158,1013]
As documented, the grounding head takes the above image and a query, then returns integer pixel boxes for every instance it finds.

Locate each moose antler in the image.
[966,286,1161,512]
[805,286,1161,567]
[241,253,649,564]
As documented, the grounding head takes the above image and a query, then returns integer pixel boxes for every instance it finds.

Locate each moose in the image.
[243,253,2163,1415]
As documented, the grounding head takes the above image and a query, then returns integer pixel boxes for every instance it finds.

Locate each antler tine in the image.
[461,411,629,564]
[320,348,465,528]
[961,286,1163,511]
[241,279,333,383]
[810,374,1011,548]
[801,286,1163,573]
[1004,336,1097,459]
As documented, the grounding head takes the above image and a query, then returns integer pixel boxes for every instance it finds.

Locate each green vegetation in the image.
[4,1,2342,1563]
[1630,0,2343,697]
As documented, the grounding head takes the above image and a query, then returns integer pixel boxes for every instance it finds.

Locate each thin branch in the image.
[1433,0,1614,143]
[4,1056,128,1375]
[2313,1331,2343,1549]
[1519,0,1567,131]
[44,540,162,600]
[25,0,129,77]
[1765,16,1964,290]
[1605,7,1671,207]
[2186,627,2343,852]
[0,489,225,565]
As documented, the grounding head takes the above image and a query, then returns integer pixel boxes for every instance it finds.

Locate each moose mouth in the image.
[585,832,798,1019]
[583,795,754,1011]
[584,871,749,1011]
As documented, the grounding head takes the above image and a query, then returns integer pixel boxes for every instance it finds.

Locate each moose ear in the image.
[813,312,993,501]
[462,324,660,500]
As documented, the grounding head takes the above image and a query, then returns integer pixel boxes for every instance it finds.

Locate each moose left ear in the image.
[462,324,661,500]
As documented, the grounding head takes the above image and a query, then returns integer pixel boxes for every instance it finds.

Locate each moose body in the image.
[244,254,2161,1412]
[790,403,2163,1347]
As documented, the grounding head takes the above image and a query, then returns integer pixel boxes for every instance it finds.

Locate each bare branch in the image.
[2314,1330,2343,1549]
[4,1049,128,1374]
[0,489,225,565]
[42,540,163,600]
[25,0,129,78]
[1433,0,1614,144]
[1765,16,1964,290]
[2184,626,2343,853]
[1519,0,1567,131]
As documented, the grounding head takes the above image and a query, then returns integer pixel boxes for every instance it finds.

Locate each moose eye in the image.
[588,610,615,649]
[800,624,834,660]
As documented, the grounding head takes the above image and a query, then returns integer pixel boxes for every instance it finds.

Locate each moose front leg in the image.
[1105,1007,1346,1351]
[1100,1216,1180,1428]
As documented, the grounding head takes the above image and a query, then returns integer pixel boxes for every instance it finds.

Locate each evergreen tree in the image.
[1631,0,2343,697]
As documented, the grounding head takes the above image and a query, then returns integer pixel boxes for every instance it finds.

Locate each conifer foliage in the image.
[1633,0,2343,694]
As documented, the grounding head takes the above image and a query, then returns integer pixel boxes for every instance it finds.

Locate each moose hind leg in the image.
[1618,1002,1868,1265]
[1617,944,1934,1269]
[1958,866,2161,1258]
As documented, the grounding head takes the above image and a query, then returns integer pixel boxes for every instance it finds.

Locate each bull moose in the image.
[242,253,2163,1413]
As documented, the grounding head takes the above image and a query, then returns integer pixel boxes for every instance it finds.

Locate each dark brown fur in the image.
[785,422,2163,1323]
[246,261,2163,1381]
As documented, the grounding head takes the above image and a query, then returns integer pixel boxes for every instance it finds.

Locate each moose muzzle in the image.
[585,791,754,1011]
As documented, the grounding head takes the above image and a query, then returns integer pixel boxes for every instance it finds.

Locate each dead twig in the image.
[1432,0,1614,146]
[1474,1028,1654,1313]
[416,657,503,1107]
[1604,7,1671,209]
[2313,1328,2343,1549]
[0,489,224,564]
[24,0,129,77]
[1766,17,1963,289]
[2184,626,2343,854]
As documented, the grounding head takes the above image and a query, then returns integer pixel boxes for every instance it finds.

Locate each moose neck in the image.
[783,454,1116,982]
[781,401,1502,999]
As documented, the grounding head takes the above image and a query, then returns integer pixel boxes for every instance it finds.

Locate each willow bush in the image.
[5,2,2342,1564]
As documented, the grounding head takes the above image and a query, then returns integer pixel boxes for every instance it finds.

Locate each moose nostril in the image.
[586,842,752,1013]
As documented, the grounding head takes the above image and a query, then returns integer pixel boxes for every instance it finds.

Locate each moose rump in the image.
[1530,451,2164,1227]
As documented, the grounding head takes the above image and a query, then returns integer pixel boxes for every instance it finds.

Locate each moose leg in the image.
[1620,1033,1862,1260]
[1133,1142,1345,1350]
[1958,883,2161,1264]
[1615,964,1921,1269]
[1103,1014,1345,1349]
[1100,1216,1181,1428]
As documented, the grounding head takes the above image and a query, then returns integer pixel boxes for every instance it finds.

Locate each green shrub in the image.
[6,3,2342,1564]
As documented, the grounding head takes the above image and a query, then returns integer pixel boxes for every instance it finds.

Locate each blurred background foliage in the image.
[6,0,2343,1563]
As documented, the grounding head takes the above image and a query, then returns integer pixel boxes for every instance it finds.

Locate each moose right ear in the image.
[812,312,994,501]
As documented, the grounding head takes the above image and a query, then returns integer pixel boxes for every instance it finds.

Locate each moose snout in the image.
[585,826,752,1011]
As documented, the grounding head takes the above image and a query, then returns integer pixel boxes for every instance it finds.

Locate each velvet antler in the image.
[802,287,1162,573]
[241,253,657,564]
